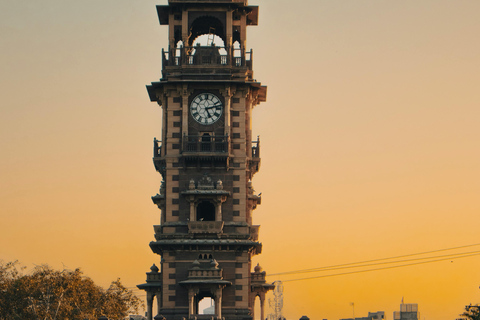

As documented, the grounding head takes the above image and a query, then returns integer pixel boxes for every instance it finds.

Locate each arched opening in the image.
[201,133,212,151]
[198,296,215,315]
[175,40,184,55]
[197,201,215,221]
[233,41,241,57]
[254,295,261,320]
[198,253,214,260]
[175,40,184,65]
[189,16,225,47]
[232,40,242,66]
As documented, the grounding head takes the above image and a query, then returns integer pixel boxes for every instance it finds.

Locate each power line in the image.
[272,249,480,276]
[281,251,480,283]
[269,242,480,276]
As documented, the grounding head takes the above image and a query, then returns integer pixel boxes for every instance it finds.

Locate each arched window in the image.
[254,295,261,320]
[189,16,225,47]
[197,201,215,221]
[233,41,241,57]
[201,133,212,152]
[198,253,214,260]
[175,40,184,65]
[233,41,242,66]
[198,296,215,315]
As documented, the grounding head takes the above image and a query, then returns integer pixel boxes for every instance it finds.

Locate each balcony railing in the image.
[188,221,224,234]
[153,136,261,158]
[163,45,253,69]
[183,135,229,153]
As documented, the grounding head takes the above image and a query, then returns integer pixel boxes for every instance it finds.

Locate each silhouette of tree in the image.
[461,304,480,320]
[0,260,142,320]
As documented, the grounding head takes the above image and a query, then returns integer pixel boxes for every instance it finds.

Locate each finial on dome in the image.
[210,259,219,268]
[150,264,159,273]
[254,263,262,273]
[192,260,201,269]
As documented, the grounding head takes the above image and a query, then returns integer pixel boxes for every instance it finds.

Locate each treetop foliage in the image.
[0,260,142,320]
[461,305,480,320]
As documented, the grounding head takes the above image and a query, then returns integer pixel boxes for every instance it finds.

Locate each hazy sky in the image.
[1,1,480,319]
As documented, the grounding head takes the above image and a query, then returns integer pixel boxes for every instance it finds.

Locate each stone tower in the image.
[137,1,274,320]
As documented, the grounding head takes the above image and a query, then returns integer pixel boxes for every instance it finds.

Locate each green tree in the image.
[0,261,142,320]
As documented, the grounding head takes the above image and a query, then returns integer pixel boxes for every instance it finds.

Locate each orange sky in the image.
[1,1,480,319]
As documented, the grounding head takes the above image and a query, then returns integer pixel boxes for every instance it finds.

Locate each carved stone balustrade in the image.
[188,221,224,234]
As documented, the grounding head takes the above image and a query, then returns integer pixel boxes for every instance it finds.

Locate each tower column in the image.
[182,85,189,137]
[156,289,162,316]
[226,9,233,48]
[146,292,154,320]
[221,87,233,137]
[188,288,196,317]
[215,200,222,221]
[189,198,195,221]
[182,10,189,46]
[260,294,266,320]
[215,287,223,319]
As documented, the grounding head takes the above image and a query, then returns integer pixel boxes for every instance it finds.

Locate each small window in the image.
[197,201,215,221]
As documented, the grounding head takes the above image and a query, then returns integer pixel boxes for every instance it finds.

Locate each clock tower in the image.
[138,1,274,320]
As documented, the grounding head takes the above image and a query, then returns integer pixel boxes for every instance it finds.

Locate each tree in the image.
[461,305,480,320]
[0,260,142,320]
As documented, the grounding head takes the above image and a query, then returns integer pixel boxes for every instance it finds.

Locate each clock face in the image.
[190,93,223,125]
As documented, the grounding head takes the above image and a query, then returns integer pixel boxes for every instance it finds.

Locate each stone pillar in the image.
[226,9,233,48]
[251,298,255,320]
[190,200,196,221]
[188,289,196,317]
[215,200,222,221]
[223,89,231,137]
[156,290,162,316]
[182,10,189,46]
[161,94,168,157]
[146,291,155,320]
[260,295,265,320]
[182,85,189,137]
[215,287,223,318]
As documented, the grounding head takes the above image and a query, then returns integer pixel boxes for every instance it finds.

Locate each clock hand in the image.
[206,102,221,109]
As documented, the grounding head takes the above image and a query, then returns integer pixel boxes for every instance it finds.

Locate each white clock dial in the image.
[190,93,223,125]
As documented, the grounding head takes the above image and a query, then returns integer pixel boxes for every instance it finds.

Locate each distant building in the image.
[203,304,215,315]
[394,303,419,320]
[341,311,385,320]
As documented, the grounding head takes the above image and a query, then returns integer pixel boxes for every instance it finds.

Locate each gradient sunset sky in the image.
[1,1,480,319]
